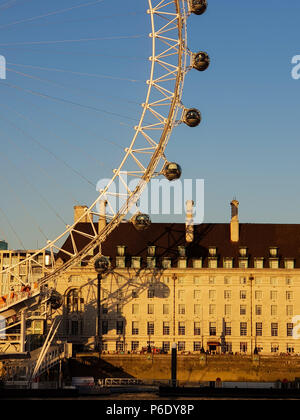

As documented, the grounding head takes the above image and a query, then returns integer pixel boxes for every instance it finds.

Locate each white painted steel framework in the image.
[0,0,198,311]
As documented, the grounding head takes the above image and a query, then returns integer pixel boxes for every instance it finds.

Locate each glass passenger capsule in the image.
[189,0,207,15]
[133,213,151,231]
[164,162,182,181]
[183,108,202,127]
[193,52,210,71]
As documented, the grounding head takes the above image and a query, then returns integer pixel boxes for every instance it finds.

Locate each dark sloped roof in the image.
[57,222,300,269]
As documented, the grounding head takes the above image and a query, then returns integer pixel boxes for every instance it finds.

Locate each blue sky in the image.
[0,0,300,249]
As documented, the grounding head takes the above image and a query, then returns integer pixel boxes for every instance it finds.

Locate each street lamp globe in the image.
[94,256,110,274]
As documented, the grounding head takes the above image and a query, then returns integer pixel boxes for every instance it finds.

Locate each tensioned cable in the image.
[0,170,48,242]
[0,93,125,158]
[0,0,107,30]
[0,101,96,188]
[1,80,140,125]
[2,47,146,62]
[0,143,68,227]
[0,109,82,206]
[0,99,117,172]
[6,66,141,107]
[19,11,145,29]
[6,62,143,84]
[0,206,26,249]
[0,34,146,47]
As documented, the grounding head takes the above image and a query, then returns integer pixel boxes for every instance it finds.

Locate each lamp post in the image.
[94,256,110,354]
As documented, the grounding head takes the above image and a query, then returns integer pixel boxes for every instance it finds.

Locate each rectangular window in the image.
[209,304,216,315]
[271,305,277,316]
[194,290,201,300]
[178,322,185,336]
[131,341,139,351]
[225,322,231,336]
[240,290,247,299]
[224,276,231,285]
[163,322,170,335]
[208,259,218,269]
[209,290,216,300]
[255,290,262,300]
[116,341,124,352]
[178,304,186,315]
[256,322,262,337]
[163,304,169,315]
[132,321,139,335]
[255,305,262,316]
[224,290,232,299]
[162,341,170,352]
[287,323,293,337]
[178,341,185,351]
[193,276,201,285]
[240,342,247,353]
[147,322,154,335]
[286,305,293,316]
[270,277,278,286]
[193,341,202,351]
[209,276,215,285]
[178,290,185,299]
[209,322,216,336]
[224,304,231,316]
[194,322,201,336]
[271,323,278,337]
[148,304,154,314]
[286,291,293,300]
[270,290,277,300]
[240,277,247,285]
[132,304,139,314]
[194,304,201,315]
[240,305,247,315]
[240,322,247,336]
[286,277,293,285]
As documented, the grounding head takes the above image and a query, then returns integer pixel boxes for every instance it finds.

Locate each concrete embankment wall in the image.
[76,355,300,383]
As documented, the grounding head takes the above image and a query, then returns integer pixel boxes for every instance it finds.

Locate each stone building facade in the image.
[52,202,300,356]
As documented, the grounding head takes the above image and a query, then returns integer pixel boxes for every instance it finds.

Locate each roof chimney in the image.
[185,200,194,243]
[98,200,107,233]
[74,205,88,223]
[230,199,239,242]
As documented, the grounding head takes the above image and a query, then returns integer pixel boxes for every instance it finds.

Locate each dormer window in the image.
[269,247,278,257]
[131,257,141,269]
[208,246,217,257]
[116,256,126,268]
[193,258,202,269]
[285,259,294,269]
[254,258,264,269]
[269,258,279,269]
[239,247,247,257]
[223,258,233,269]
[178,258,187,269]
[147,256,156,269]
[239,257,248,269]
[178,246,186,257]
[148,246,156,257]
[117,245,126,256]
[162,257,171,269]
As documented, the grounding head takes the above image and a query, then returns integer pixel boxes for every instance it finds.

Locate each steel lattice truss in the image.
[0,0,202,308]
